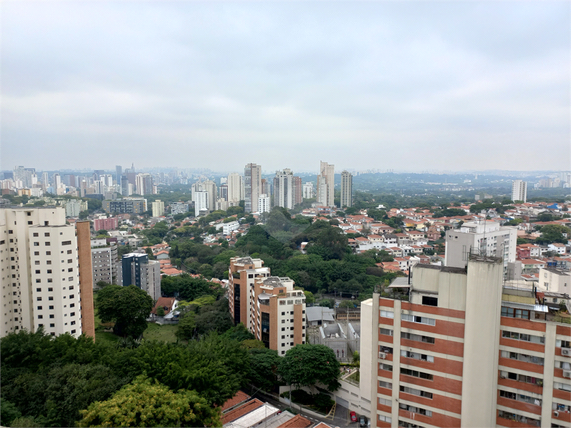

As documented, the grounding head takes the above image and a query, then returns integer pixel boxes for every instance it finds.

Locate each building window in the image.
[49,306,54,310]
[399,403,432,417]
[38,315,43,319]
[46,251,51,255]
[402,313,436,326]
[379,381,392,389]
[50,323,55,328]
[400,385,433,399]
[45,242,50,246]
[36,288,41,292]
[501,307,530,319]
[62,241,72,246]
[400,368,433,380]
[501,350,544,365]
[401,332,435,344]
[44,233,50,237]
[380,310,394,319]
[401,350,434,362]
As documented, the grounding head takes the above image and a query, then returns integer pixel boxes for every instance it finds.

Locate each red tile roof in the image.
[277,414,312,428]
[222,399,264,424]
[221,391,251,412]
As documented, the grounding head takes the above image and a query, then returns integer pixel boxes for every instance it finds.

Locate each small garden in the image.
[280,389,335,414]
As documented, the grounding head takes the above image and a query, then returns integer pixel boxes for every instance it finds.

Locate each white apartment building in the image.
[227,173,245,205]
[341,170,353,208]
[445,220,517,275]
[512,180,528,203]
[302,182,314,199]
[258,194,270,214]
[0,207,93,339]
[151,200,165,217]
[538,267,570,294]
[91,239,118,286]
[193,191,208,217]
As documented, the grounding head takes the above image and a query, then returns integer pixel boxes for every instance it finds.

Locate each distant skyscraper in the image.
[227,173,244,206]
[151,200,165,217]
[317,161,334,207]
[340,171,353,208]
[193,191,208,216]
[191,179,217,212]
[135,173,153,195]
[511,180,527,203]
[302,182,314,199]
[116,165,122,188]
[292,176,303,207]
[41,172,49,190]
[273,169,294,209]
[258,194,270,213]
[244,163,262,213]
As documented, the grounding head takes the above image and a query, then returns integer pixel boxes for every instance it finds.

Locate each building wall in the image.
[0,207,84,339]
[245,163,262,213]
[341,171,353,208]
[76,221,95,339]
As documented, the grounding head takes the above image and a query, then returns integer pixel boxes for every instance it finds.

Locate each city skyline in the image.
[2,1,569,172]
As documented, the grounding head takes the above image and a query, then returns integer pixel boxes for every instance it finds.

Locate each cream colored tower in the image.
[1,207,85,338]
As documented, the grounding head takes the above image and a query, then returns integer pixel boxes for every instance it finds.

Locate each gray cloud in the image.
[1,1,569,173]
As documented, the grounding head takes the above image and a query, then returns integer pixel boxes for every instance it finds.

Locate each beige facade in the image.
[361,257,571,428]
[91,240,118,286]
[538,267,570,294]
[317,161,334,207]
[229,257,306,354]
[1,207,88,339]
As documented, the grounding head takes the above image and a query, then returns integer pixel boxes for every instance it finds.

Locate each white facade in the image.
[193,191,208,217]
[222,221,240,236]
[0,207,82,338]
[538,267,570,293]
[273,169,294,209]
[151,200,165,217]
[512,180,528,203]
[245,163,262,213]
[258,194,270,214]
[341,170,353,208]
[445,221,517,275]
[302,182,314,199]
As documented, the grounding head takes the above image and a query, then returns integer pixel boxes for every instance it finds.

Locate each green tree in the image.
[248,348,281,391]
[176,311,196,341]
[279,344,341,391]
[537,224,571,244]
[96,285,154,338]
[0,398,22,427]
[156,306,165,317]
[303,290,315,305]
[78,375,221,427]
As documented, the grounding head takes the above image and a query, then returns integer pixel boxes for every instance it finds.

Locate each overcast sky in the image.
[1,1,569,173]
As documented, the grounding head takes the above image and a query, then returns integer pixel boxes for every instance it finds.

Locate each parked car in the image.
[350,411,357,422]
[359,415,368,427]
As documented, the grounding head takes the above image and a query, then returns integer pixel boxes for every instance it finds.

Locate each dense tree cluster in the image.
[0,330,250,427]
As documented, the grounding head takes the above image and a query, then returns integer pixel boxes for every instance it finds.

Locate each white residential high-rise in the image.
[193,191,208,217]
[227,173,244,206]
[302,182,314,199]
[512,180,528,203]
[0,207,94,339]
[244,163,262,213]
[273,169,294,209]
[317,161,335,207]
[340,170,353,208]
[151,200,165,217]
[258,194,270,214]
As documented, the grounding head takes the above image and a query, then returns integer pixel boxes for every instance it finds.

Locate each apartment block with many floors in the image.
[0,207,94,339]
[228,257,306,354]
[91,238,118,286]
[361,256,571,428]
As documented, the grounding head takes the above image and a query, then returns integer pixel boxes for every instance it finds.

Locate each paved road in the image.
[250,388,358,428]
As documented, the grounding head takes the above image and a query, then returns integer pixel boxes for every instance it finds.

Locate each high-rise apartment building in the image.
[244,164,262,213]
[292,176,303,207]
[258,194,270,214]
[512,180,528,203]
[273,169,294,209]
[341,170,353,208]
[317,161,335,207]
[192,180,217,212]
[193,191,208,217]
[91,239,118,286]
[0,207,94,339]
[228,257,306,354]
[445,221,517,275]
[116,165,122,188]
[361,256,571,428]
[13,166,36,188]
[227,173,244,206]
[151,200,165,217]
[302,182,315,199]
[121,253,161,300]
[135,173,154,195]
